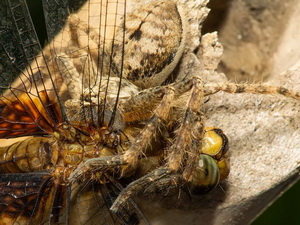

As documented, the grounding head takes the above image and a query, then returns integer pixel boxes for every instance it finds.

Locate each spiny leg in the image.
[55,52,83,101]
[122,76,197,123]
[204,82,300,100]
[122,76,205,175]
[110,167,180,212]
[109,72,300,216]
[111,77,206,211]
[69,86,176,181]
[68,14,103,62]
[123,87,175,166]
[167,77,205,180]
[68,155,126,183]
[111,152,226,212]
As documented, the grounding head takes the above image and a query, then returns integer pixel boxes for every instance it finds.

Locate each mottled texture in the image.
[113,1,185,88]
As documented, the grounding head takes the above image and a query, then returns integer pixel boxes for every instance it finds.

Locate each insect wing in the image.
[42,0,70,42]
[0,172,56,225]
[0,0,39,89]
[0,0,143,224]
[0,0,64,138]
[69,180,140,225]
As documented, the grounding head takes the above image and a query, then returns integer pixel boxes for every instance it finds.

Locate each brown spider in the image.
[1,0,300,224]
[61,0,300,213]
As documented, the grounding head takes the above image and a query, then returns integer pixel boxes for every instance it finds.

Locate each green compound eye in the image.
[188,154,220,195]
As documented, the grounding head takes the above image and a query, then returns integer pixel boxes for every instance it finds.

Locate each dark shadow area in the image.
[26,0,47,46]
[202,0,233,34]
[26,0,88,46]
[252,180,300,225]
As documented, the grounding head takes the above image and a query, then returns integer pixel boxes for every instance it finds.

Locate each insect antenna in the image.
[84,1,97,128]
[96,0,108,127]
[95,0,126,130]
[99,4,118,126]
[108,0,127,128]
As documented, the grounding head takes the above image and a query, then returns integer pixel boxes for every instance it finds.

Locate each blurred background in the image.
[253,181,300,225]
[25,0,300,224]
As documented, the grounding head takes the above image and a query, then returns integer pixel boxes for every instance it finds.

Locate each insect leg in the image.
[122,77,197,123]
[68,14,102,61]
[166,77,205,181]
[110,167,180,212]
[68,155,126,182]
[123,87,175,166]
[204,82,300,100]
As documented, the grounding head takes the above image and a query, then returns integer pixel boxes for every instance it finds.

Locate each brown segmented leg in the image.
[111,77,206,212]
[110,167,181,212]
[204,82,300,100]
[68,155,126,183]
[68,15,101,60]
[123,87,175,166]
[55,53,83,100]
[167,77,205,180]
[122,77,197,123]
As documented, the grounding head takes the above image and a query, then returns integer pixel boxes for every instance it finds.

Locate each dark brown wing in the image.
[0,173,145,225]
[0,172,56,225]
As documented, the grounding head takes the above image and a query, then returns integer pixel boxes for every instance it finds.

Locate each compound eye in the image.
[201,127,229,159]
[188,154,220,195]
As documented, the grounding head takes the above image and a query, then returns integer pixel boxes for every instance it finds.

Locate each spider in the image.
[61,0,300,213]
[1,0,300,224]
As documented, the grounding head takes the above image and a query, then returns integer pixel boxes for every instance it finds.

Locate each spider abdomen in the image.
[113,1,186,89]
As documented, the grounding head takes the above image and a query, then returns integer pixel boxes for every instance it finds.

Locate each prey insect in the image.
[0,0,152,224]
[0,0,300,225]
